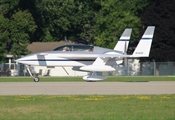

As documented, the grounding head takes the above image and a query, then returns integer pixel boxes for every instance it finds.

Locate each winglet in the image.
[132,26,155,57]
[114,28,132,54]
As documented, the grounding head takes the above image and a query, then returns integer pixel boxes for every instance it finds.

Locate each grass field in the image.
[0,76,175,82]
[0,77,175,119]
[0,95,175,120]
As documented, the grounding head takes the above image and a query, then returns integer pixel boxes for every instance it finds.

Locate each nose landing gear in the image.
[26,65,40,82]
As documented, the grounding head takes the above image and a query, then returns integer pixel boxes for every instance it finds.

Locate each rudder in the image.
[114,28,132,54]
[132,26,155,57]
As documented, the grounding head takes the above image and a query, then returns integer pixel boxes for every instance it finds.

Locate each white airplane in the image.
[16,26,155,82]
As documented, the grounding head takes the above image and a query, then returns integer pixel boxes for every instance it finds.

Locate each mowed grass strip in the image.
[0,76,175,82]
[0,95,174,120]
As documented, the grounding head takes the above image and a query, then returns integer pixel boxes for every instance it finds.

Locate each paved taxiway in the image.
[0,82,175,95]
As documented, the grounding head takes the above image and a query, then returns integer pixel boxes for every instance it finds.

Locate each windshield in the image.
[53,45,94,52]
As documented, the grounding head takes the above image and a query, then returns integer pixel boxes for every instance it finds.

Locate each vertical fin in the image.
[114,28,132,54]
[132,26,155,57]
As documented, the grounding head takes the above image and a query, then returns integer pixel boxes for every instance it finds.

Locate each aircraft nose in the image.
[15,57,24,64]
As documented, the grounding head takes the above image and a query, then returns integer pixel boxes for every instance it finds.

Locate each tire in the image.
[34,77,39,82]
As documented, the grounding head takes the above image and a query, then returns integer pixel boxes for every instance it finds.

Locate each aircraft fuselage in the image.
[17,51,122,66]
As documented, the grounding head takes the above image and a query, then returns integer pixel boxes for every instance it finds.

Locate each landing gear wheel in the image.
[34,77,39,82]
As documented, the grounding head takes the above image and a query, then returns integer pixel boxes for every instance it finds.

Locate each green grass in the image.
[0,95,175,120]
[0,76,175,82]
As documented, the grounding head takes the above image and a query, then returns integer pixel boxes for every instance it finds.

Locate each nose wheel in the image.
[34,77,39,82]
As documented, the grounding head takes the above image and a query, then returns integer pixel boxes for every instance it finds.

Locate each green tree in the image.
[0,0,20,60]
[0,0,20,16]
[92,0,148,49]
[32,0,75,41]
[141,0,175,61]
[20,0,148,48]
[0,0,150,58]
[0,15,8,61]
[0,0,37,58]
[32,0,97,42]
[8,10,37,58]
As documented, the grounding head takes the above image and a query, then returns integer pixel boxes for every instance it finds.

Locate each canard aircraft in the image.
[16,26,155,82]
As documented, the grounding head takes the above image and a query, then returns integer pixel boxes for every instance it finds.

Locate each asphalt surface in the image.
[0,82,175,95]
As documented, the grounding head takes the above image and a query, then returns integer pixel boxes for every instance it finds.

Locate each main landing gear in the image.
[26,65,40,82]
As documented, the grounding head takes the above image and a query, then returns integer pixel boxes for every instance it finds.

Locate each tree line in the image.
[0,0,175,62]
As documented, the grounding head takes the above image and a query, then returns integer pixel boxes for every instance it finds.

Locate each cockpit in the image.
[53,44,94,52]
